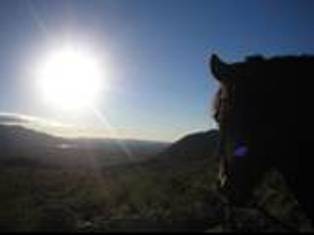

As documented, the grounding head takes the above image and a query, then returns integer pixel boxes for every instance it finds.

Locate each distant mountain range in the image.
[0,124,169,167]
[0,124,220,169]
[0,124,168,150]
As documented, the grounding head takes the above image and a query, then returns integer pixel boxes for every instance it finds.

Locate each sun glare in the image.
[36,47,104,110]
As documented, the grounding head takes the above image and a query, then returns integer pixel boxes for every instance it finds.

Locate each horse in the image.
[209,53,314,225]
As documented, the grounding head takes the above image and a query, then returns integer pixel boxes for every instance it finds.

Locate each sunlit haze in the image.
[36,46,104,110]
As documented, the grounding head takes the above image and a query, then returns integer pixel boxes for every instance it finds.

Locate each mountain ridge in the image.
[159,129,220,161]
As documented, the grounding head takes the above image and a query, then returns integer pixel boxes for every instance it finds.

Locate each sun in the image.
[36,47,104,110]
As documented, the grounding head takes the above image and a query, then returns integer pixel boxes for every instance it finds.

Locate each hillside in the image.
[0,124,63,149]
[0,126,312,232]
[160,130,219,161]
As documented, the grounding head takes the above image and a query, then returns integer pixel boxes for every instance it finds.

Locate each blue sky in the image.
[0,0,314,141]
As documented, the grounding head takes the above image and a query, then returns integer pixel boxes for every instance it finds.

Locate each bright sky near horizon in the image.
[0,0,314,142]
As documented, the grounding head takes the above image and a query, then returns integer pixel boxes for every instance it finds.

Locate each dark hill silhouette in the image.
[144,130,220,170]
[159,129,220,162]
[0,124,64,149]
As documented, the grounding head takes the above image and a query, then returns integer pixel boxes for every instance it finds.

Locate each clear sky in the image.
[0,0,314,142]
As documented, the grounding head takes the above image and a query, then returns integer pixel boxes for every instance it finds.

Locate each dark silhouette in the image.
[210,54,314,224]
[159,130,219,161]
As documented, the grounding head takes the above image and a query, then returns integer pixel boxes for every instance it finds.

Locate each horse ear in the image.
[210,54,233,82]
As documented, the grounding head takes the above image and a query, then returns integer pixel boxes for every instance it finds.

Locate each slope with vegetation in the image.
[0,126,312,232]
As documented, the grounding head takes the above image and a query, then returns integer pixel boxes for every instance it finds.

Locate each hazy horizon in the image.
[0,112,176,143]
